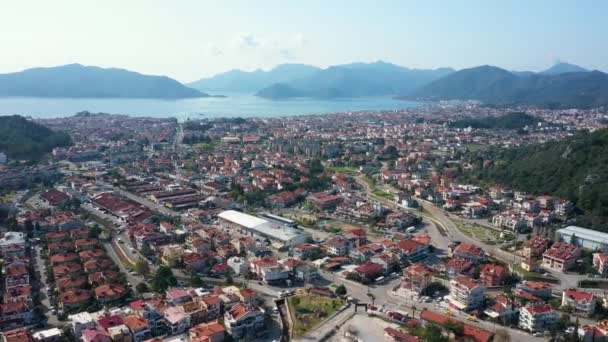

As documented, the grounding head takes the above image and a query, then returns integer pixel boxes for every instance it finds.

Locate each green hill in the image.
[449,112,543,130]
[0,115,72,160]
[463,129,608,231]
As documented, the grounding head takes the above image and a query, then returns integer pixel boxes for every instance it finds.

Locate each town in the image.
[2,103,608,342]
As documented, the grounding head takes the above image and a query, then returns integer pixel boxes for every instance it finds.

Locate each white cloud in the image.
[204,43,223,57]
[230,32,260,49]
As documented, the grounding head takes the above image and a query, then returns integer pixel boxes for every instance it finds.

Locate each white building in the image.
[227,257,248,276]
[223,304,265,340]
[218,210,311,248]
[562,289,596,317]
[519,304,559,332]
[448,276,485,310]
[557,226,608,252]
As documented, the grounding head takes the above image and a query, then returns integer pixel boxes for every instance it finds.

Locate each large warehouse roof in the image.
[557,225,608,243]
[218,210,310,243]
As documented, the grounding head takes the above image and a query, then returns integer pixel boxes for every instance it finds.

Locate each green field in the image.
[372,189,394,199]
[288,295,345,337]
[328,166,359,175]
[455,222,501,242]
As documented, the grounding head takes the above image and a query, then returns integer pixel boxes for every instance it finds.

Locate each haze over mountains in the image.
[0,61,606,108]
[408,64,608,108]
[0,64,207,99]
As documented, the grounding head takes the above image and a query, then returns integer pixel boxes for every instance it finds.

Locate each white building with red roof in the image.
[223,304,264,340]
[562,289,596,316]
[448,276,485,311]
[542,242,580,272]
[450,243,486,263]
[518,304,559,332]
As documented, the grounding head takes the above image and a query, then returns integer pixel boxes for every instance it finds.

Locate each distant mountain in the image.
[0,115,71,160]
[0,64,207,99]
[256,61,454,99]
[406,65,608,108]
[541,62,588,75]
[188,63,320,92]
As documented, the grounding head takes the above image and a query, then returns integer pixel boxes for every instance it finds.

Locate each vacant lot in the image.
[288,294,345,337]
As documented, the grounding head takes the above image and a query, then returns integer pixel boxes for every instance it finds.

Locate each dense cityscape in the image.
[0,101,607,342]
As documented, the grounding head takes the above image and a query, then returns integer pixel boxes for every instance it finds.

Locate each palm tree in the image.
[367,293,375,307]
[411,305,417,318]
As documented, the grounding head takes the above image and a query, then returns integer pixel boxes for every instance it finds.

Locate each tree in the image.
[225,275,234,285]
[190,275,204,287]
[141,242,153,257]
[134,259,150,277]
[367,293,375,307]
[136,283,149,293]
[335,285,347,297]
[570,233,578,245]
[150,266,177,293]
[444,320,464,335]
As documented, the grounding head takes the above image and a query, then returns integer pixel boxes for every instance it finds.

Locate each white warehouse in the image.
[218,210,311,248]
[556,226,608,252]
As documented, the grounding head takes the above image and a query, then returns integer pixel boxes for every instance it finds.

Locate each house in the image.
[40,189,70,206]
[81,328,111,342]
[518,304,559,332]
[166,288,192,305]
[383,327,419,342]
[448,276,485,311]
[370,252,399,274]
[200,295,222,321]
[163,307,191,335]
[32,328,63,342]
[516,281,553,298]
[189,321,225,342]
[249,258,289,284]
[68,312,96,337]
[58,289,90,311]
[446,258,475,278]
[393,240,428,262]
[483,294,518,322]
[323,236,352,256]
[292,243,321,260]
[542,242,580,272]
[594,253,608,275]
[122,315,151,342]
[94,284,127,304]
[3,263,29,289]
[450,243,486,263]
[479,264,506,286]
[401,263,434,294]
[223,304,264,340]
[419,310,493,342]
[0,300,33,330]
[522,236,550,258]
[562,289,596,317]
[354,262,384,281]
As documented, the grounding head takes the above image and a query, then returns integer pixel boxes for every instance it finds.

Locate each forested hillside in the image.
[0,115,72,160]
[462,129,608,231]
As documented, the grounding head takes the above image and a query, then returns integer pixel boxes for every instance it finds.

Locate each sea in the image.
[0,92,423,121]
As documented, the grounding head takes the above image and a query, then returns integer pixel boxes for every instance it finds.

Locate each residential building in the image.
[189,321,225,342]
[163,307,191,335]
[223,304,264,340]
[542,242,580,272]
[479,264,506,286]
[450,243,486,263]
[448,276,485,311]
[401,263,434,294]
[562,289,596,317]
[519,304,559,332]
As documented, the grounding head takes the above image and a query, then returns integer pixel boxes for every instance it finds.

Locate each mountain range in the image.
[0,64,206,99]
[188,63,320,92]
[406,64,608,108]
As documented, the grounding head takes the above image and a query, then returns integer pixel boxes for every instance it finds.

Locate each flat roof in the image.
[219,210,309,243]
[557,226,608,244]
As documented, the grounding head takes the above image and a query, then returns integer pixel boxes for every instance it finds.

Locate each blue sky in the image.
[1,0,606,81]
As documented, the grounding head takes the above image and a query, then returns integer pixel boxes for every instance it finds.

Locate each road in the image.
[354,175,588,290]
[34,245,66,327]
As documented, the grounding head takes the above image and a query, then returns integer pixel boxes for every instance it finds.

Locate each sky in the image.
[1,0,607,82]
